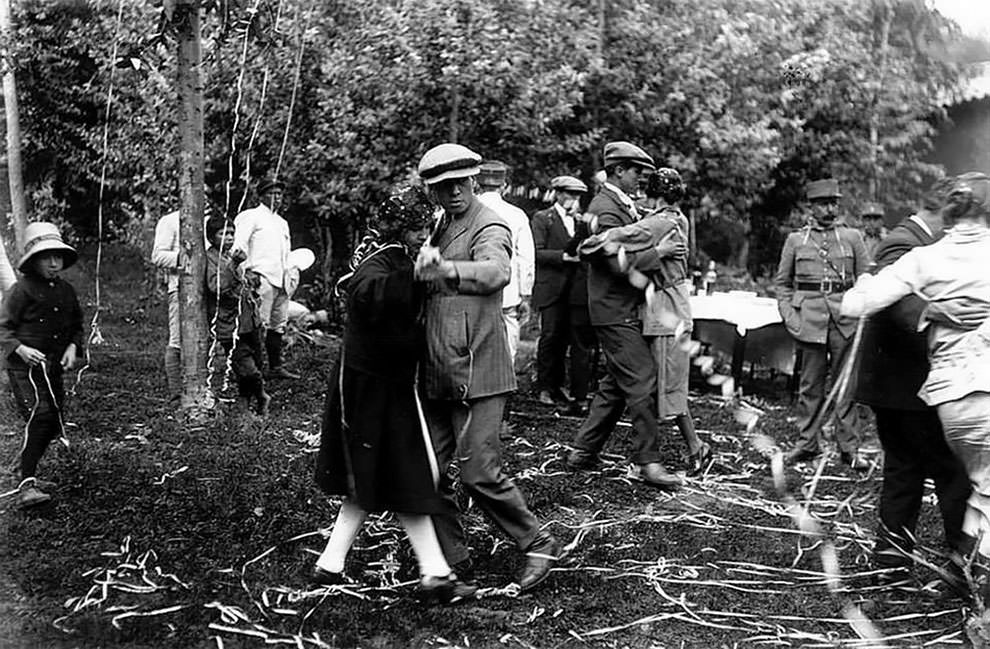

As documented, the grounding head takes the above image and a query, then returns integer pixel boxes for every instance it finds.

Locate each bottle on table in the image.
[702,261,717,295]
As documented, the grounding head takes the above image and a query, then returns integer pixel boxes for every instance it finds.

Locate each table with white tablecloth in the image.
[690,292,795,384]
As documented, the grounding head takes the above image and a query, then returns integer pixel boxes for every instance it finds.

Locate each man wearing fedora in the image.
[232,176,299,380]
[531,175,596,414]
[476,160,535,367]
[414,143,560,593]
[774,178,870,469]
[566,142,683,490]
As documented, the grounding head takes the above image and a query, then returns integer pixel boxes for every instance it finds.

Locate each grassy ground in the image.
[0,246,972,648]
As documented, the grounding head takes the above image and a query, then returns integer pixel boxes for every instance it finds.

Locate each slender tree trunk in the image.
[0,229,14,292]
[449,86,460,143]
[869,0,893,201]
[175,0,212,417]
[1,0,28,252]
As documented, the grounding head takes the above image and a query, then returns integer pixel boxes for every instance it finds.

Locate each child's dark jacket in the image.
[0,275,84,360]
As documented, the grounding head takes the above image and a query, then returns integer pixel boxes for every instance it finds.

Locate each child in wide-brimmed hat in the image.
[0,222,85,508]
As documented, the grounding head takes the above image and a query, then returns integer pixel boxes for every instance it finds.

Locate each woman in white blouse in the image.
[841,173,990,565]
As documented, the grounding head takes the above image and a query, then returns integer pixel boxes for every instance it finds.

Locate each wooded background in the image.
[2,0,988,292]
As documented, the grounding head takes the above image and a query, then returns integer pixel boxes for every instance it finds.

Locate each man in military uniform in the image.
[774,178,870,469]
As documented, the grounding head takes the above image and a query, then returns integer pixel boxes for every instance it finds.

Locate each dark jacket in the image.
[340,245,424,380]
[583,186,667,326]
[315,243,441,514]
[855,217,937,410]
[531,205,590,309]
[0,274,84,359]
[205,248,261,341]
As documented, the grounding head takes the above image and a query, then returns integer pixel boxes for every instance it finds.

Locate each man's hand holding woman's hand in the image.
[414,245,457,281]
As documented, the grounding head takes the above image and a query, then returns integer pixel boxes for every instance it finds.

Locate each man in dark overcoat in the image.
[531,175,596,414]
[565,142,682,489]
[414,143,559,593]
[856,179,969,578]
[774,178,870,469]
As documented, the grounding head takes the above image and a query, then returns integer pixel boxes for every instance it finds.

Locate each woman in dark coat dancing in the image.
[311,187,474,603]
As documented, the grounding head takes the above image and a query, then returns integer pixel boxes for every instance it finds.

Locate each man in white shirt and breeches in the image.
[152,210,182,402]
[476,160,535,367]
[232,177,299,380]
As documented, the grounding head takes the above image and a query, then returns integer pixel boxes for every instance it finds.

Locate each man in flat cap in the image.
[531,175,596,414]
[773,178,870,469]
[414,143,559,593]
[232,176,299,380]
[566,142,683,489]
[476,160,535,368]
[860,202,887,267]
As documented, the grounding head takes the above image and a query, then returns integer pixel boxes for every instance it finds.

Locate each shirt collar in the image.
[603,182,638,215]
[908,213,934,238]
[554,203,571,219]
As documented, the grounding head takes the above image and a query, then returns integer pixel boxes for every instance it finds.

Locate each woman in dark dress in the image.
[311,187,474,603]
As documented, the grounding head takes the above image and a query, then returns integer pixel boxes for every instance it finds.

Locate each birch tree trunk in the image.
[175,0,212,417]
[1,0,28,252]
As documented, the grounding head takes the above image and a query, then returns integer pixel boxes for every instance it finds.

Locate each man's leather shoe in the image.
[566,449,600,471]
[841,452,871,472]
[629,462,683,490]
[564,401,588,417]
[552,387,573,403]
[537,390,555,405]
[783,447,820,465]
[310,566,345,586]
[269,366,301,380]
[518,533,560,593]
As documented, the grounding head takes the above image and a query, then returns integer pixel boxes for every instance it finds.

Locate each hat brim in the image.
[18,241,78,273]
[422,166,480,186]
[554,184,587,194]
[606,158,656,173]
[259,181,285,194]
[809,193,842,201]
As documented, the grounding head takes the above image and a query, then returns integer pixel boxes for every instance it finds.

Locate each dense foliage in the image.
[4,0,973,285]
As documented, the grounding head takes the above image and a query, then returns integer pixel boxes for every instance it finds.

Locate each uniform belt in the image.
[794,280,852,293]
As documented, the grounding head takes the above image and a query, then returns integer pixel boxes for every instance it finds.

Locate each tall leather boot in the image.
[265,331,299,380]
[164,346,181,402]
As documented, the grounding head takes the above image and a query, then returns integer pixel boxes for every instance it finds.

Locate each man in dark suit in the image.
[856,178,969,579]
[532,175,596,414]
[566,142,682,489]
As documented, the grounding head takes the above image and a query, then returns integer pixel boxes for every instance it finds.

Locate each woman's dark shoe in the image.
[17,481,51,509]
[310,566,345,587]
[417,574,478,604]
[686,442,714,476]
